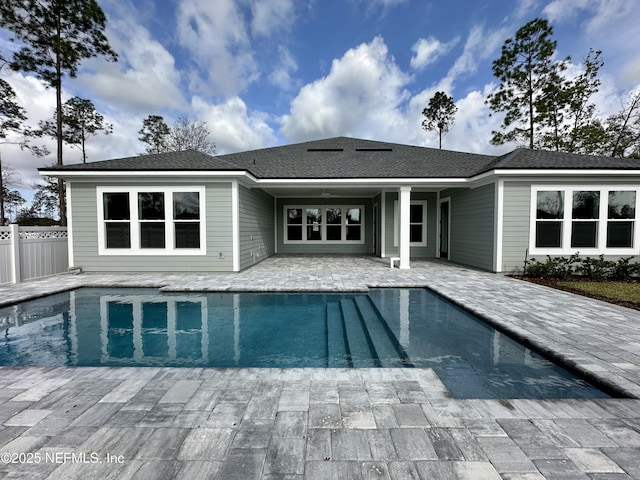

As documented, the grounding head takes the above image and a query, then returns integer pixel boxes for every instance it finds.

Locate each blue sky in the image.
[1,0,639,199]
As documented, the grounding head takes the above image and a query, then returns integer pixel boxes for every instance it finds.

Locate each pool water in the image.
[0,288,610,399]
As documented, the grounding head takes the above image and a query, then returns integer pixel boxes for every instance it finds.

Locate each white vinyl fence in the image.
[0,225,69,284]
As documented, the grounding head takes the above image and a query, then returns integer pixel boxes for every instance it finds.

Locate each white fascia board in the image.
[478,169,640,178]
[40,167,640,188]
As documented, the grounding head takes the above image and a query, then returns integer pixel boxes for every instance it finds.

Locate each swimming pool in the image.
[0,287,610,399]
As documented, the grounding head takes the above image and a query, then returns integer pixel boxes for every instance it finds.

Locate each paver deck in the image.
[1,255,640,479]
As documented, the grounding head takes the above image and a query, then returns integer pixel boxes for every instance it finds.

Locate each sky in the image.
[1,0,640,209]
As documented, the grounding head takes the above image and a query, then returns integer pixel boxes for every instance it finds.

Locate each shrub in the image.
[524,254,580,279]
[611,256,640,281]
[523,257,551,277]
[576,255,612,280]
[524,253,639,280]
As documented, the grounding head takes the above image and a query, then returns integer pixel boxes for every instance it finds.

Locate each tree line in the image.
[422,18,639,157]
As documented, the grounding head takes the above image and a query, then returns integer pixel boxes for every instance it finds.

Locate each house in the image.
[40,136,640,274]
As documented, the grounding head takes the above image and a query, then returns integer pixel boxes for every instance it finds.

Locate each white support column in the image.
[9,223,20,284]
[66,182,75,268]
[398,186,411,269]
[231,180,240,272]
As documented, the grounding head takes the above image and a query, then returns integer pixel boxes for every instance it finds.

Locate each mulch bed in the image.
[510,275,640,311]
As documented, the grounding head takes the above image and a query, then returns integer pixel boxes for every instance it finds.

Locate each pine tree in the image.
[421,92,457,149]
[487,18,566,149]
[0,0,118,225]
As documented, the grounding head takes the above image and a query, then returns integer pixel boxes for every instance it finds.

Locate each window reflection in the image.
[100,294,208,365]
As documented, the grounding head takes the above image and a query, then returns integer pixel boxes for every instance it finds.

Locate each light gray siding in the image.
[502,181,531,273]
[276,197,373,254]
[382,191,438,258]
[239,186,275,270]
[442,184,495,271]
[69,180,234,272]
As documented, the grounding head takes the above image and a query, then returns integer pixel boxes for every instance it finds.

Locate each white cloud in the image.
[543,0,632,31]
[191,96,276,153]
[410,36,459,70]
[268,46,299,91]
[176,0,258,96]
[444,86,512,154]
[446,25,508,82]
[250,0,295,37]
[543,0,640,90]
[75,16,185,113]
[405,83,510,153]
[514,0,540,19]
[280,36,412,142]
[0,72,57,187]
[367,0,408,7]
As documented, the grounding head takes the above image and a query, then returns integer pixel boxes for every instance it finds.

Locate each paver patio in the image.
[1,255,640,479]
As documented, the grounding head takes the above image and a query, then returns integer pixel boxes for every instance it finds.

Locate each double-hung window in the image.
[607,191,636,248]
[530,187,639,254]
[284,205,364,243]
[104,192,131,248]
[98,187,206,255]
[394,200,427,247]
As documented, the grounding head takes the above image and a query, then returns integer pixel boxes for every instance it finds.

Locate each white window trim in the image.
[393,200,428,247]
[97,186,206,256]
[283,205,365,244]
[529,185,640,256]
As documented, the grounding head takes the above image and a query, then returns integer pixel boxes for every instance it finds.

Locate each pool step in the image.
[353,296,414,368]
[339,299,379,367]
[326,302,351,368]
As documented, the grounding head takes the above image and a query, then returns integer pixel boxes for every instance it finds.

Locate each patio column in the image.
[399,186,411,269]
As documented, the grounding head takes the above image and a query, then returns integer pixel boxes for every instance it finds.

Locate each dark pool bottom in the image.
[0,287,612,399]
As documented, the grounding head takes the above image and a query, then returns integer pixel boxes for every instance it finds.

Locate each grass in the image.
[558,280,640,306]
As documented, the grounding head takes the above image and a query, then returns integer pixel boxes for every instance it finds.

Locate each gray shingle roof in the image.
[41,137,640,179]
[41,149,242,172]
[482,148,640,172]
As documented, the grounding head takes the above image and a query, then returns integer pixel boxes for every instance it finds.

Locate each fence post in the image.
[10,224,21,284]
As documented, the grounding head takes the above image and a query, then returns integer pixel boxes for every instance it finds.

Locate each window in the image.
[409,203,425,244]
[103,192,131,248]
[530,187,639,254]
[571,191,599,248]
[306,208,322,240]
[98,187,205,255]
[535,191,563,248]
[394,200,427,247]
[174,192,201,249]
[326,208,342,240]
[607,191,635,248]
[346,208,362,241]
[283,205,364,243]
[286,208,303,240]
[139,192,165,248]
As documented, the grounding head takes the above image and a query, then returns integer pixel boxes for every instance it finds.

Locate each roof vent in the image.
[307,148,344,152]
[355,148,392,152]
